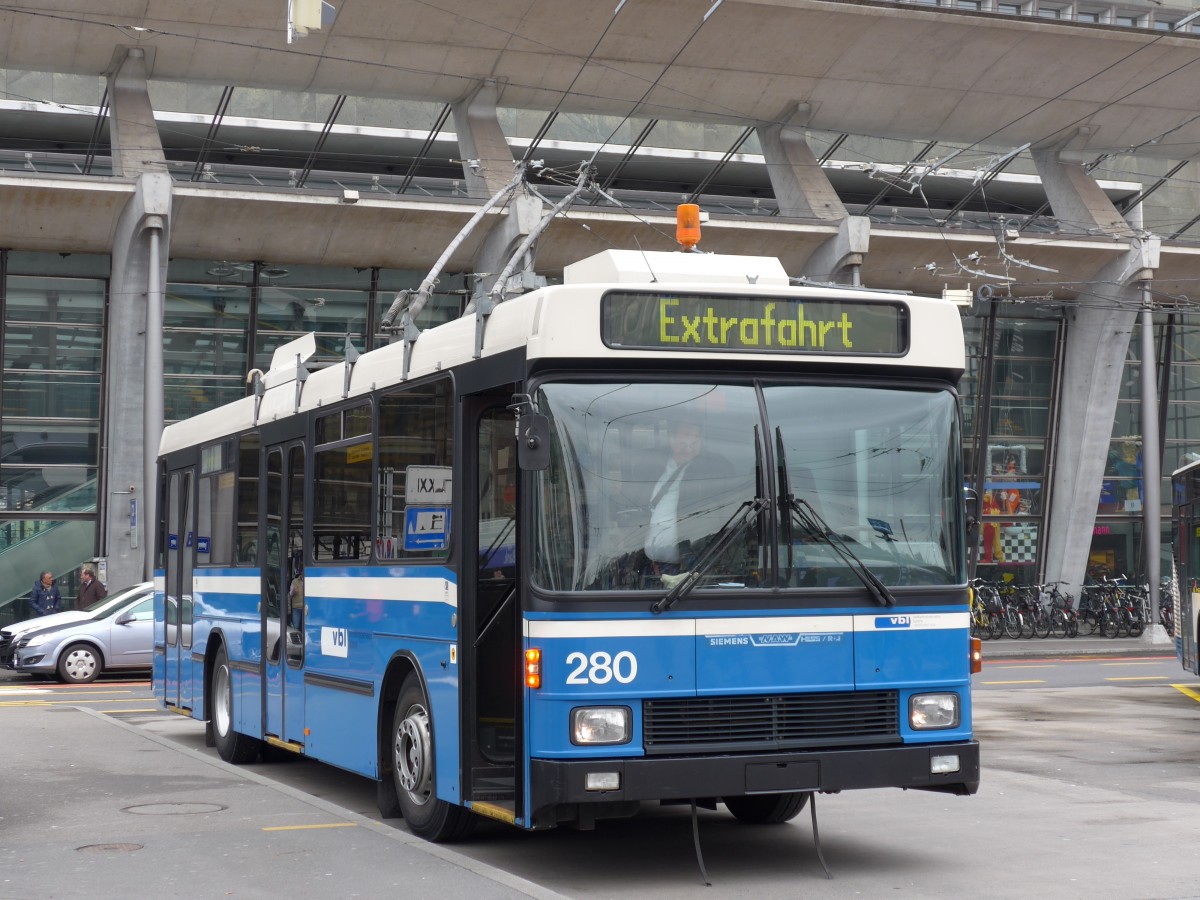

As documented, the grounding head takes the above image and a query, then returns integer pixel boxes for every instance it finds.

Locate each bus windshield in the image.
[530,381,963,594]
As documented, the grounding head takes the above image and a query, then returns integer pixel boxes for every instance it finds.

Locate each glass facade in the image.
[1,262,106,619]
[963,314,1060,584]
[962,308,1195,587]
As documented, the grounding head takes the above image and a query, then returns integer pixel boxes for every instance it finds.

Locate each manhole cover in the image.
[122,802,227,816]
[78,843,143,853]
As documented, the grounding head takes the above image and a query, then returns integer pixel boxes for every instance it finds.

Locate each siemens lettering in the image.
[602,291,907,355]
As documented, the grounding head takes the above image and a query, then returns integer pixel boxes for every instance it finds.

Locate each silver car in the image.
[0,582,153,668]
[11,584,155,683]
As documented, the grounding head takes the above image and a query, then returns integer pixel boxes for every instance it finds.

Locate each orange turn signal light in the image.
[525,648,542,689]
[970,636,982,674]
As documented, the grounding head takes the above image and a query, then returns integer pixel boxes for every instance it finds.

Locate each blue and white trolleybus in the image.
[154,219,980,842]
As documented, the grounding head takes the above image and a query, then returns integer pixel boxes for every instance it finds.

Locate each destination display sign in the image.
[601,291,908,356]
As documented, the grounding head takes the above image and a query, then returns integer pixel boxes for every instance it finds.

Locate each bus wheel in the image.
[390,675,475,842]
[211,645,261,764]
[724,792,810,824]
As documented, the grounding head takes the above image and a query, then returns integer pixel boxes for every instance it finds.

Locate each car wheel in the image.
[57,643,102,684]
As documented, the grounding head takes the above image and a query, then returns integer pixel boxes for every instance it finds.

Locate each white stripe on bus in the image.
[525,611,967,640]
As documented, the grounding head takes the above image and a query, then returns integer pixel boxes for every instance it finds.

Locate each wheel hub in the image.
[395,705,433,803]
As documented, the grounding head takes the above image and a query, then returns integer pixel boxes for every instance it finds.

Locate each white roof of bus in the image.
[159,249,965,456]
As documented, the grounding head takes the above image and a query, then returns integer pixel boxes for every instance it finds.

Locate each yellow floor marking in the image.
[0,688,132,695]
[1104,676,1168,681]
[1171,684,1200,702]
[981,679,1046,685]
[1101,661,1170,666]
[262,823,357,832]
[992,665,1056,669]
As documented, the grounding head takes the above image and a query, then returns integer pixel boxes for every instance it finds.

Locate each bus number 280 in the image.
[564,650,638,685]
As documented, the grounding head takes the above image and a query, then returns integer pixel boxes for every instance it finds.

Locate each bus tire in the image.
[211,645,261,764]
[390,674,475,842]
[724,791,810,824]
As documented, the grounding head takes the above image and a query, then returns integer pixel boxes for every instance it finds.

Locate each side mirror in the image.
[963,488,980,540]
[115,611,134,625]
[517,412,551,471]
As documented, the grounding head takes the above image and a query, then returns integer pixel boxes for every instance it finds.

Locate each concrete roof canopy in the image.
[4,0,1200,297]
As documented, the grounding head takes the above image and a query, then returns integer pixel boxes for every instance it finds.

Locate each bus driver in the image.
[645,419,732,575]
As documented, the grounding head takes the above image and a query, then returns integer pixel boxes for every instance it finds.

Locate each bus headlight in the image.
[909,693,960,730]
[571,707,631,745]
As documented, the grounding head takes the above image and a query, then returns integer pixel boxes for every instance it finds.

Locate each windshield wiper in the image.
[649,496,768,615]
[786,497,896,607]
[774,427,896,607]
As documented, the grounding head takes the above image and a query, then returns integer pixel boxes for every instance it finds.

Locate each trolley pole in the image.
[1139,282,1160,630]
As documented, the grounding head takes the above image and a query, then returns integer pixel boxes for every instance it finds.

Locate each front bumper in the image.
[530,741,979,813]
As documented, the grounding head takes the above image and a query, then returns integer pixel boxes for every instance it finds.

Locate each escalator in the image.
[0,478,98,627]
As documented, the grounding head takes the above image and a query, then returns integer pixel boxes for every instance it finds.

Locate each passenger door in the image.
[461,393,522,820]
[163,467,195,709]
[263,440,307,746]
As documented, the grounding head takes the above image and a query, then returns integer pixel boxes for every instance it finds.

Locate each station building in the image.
[3,0,1200,615]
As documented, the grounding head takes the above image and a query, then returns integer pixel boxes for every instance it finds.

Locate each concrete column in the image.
[1040,238,1158,599]
[1031,150,1129,237]
[106,175,172,590]
[756,119,847,221]
[468,193,545,308]
[802,216,870,285]
[451,82,516,197]
[1031,149,1158,597]
[105,47,167,178]
[757,117,868,283]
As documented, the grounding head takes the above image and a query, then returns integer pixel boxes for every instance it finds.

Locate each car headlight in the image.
[21,634,52,650]
[571,707,632,745]
[909,693,960,730]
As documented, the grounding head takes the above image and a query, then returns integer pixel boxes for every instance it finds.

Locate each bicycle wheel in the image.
[1128,612,1144,638]
[1101,611,1121,639]
[1065,611,1079,638]
[1001,608,1020,638]
[1017,610,1035,639]
[1049,609,1068,639]
[1032,609,1051,638]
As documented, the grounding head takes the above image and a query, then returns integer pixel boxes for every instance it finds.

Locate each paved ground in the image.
[981,628,1177,661]
[0,704,565,900]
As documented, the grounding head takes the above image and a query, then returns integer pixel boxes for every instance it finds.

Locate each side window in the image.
[127,597,155,621]
[313,403,373,562]
[198,439,235,566]
[377,379,453,560]
[236,433,260,564]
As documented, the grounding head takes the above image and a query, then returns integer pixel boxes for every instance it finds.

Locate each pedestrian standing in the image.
[77,565,107,609]
[30,571,61,617]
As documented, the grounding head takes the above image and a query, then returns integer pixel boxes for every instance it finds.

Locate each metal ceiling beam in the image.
[685,126,755,205]
[191,85,234,182]
[399,103,452,195]
[295,94,347,189]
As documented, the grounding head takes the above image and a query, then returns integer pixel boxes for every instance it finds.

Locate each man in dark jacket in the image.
[30,571,61,616]
[77,565,107,609]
